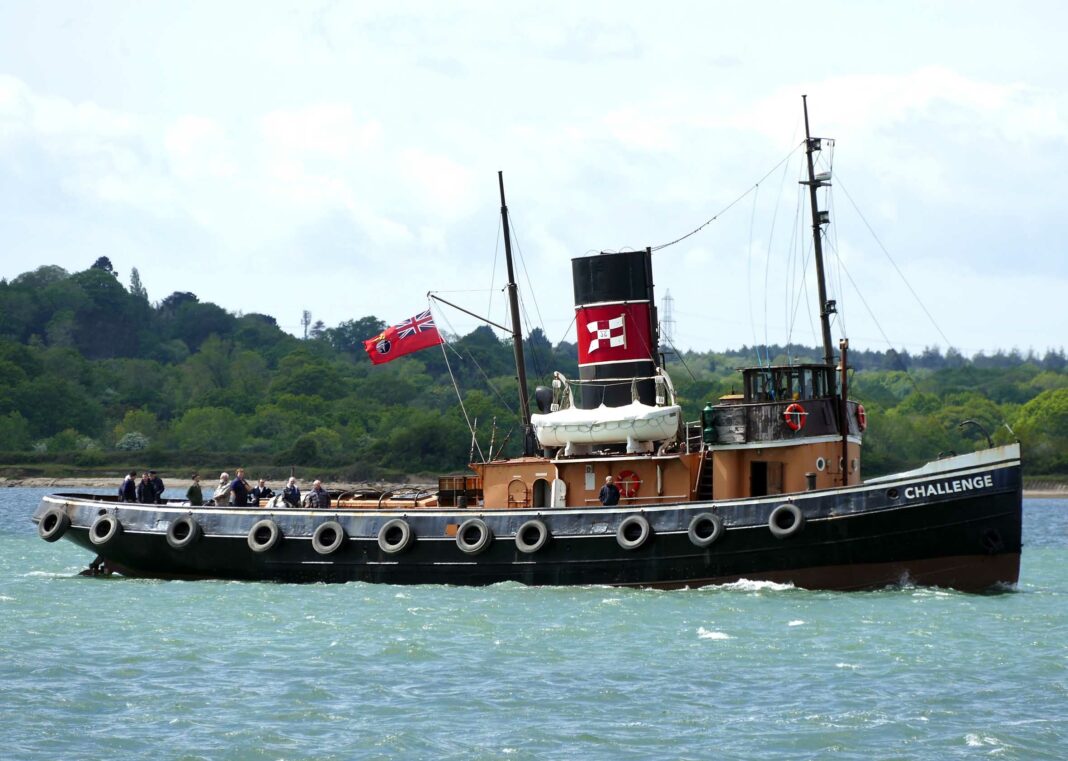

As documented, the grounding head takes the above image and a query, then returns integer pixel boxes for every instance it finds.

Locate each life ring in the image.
[515,519,550,554]
[687,513,724,548]
[856,403,868,432]
[378,518,413,554]
[247,518,282,553]
[166,515,202,550]
[312,520,346,555]
[38,506,71,542]
[617,470,641,498]
[89,514,122,546]
[616,514,651,550]
[768,503,804,539]
[456,518,493,555]
[783,403,807,431]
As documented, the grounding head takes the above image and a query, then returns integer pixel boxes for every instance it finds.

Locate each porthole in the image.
[815,457,826,472]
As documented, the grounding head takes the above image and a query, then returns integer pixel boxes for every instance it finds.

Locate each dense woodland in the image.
[1,258,1066,480]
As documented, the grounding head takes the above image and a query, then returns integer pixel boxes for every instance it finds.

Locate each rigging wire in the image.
[650,143,805,252]
[747,182,761,365]
[762,143,798,358]
[835,173,954,349]
[434,302,517,416]
[434,321,486,462]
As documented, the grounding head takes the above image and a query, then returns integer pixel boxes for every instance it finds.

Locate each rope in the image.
[650,143,804,252]
[435,316,486,462]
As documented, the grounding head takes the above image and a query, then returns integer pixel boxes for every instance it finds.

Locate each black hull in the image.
[33,448,1023,592]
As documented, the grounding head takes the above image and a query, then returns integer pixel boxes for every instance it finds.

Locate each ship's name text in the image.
[904,474,994,500]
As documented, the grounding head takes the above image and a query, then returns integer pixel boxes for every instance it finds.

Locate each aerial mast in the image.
[802,95,836,368]
[498,171,534,455]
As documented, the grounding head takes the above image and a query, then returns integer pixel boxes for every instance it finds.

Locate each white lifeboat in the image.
[531,401,682,451]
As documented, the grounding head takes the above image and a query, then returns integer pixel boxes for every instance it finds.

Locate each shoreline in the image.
[5,476,1066,499]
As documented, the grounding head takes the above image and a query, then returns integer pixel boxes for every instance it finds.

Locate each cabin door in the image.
[750,461,784,497]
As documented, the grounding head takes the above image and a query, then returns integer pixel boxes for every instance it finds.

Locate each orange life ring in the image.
[856,403,867,432]
[783,403,807,432]
[617,470,641,499]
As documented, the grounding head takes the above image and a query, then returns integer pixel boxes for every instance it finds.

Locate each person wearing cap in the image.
[599,475,621,507]
[149,470,165,504]
[213,472,232,506]
[282,477,301,508]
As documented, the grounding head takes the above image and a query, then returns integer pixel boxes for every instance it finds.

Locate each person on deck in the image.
[282,477,301,508]
[229,468,251,506]
[213,472,232,506]
[149,470,165,504]
[186,474,203,506]
[599,475,621,507]
[251,479,274,504]
[135,472,152,504]
[119,471,137,502]
[307,479,330,509]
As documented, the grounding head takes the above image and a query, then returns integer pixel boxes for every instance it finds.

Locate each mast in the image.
[498,171,533,454]
[802,95,836,368]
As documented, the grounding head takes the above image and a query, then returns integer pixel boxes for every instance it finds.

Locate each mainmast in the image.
[802,95,836,368]
[498,171,534,455]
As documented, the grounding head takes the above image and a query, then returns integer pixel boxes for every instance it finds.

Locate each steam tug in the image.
[33,100,1022,590]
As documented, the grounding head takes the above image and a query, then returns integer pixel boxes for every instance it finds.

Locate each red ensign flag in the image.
[363,309,444,365]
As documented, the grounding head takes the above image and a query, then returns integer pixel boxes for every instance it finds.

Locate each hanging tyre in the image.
[687,513,724,548]
[247,519,282,553]
[377,519,413,554]
[38,507,71,543]
[89,514,122,546]
[312,520,346,555]
[167,515,202,550]
[768,504,804,539]
[456,518,493,555]
[616,515,651,550]
[515,519,550,554]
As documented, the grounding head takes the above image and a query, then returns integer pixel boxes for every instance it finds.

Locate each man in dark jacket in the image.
[230,468,251,506]
[135,472,152,503]
[308,480,330,509]
[599,475,621,507]
[149,470,165,504]
[119,471,137,502]
[282,477,300,508]
[251,479,274,504]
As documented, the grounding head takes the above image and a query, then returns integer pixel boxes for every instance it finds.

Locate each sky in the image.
[0,1,1065,357]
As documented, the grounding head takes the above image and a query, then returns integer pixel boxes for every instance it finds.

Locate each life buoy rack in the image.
[768,503,804,539]
[89,514,122,546]
[617,470,641,499]
[856,403,868,432]
[247,518,282,553]
[38,506,71,543]
[783,403,807,431]
[167,515,202,550]
[312,520,346,555]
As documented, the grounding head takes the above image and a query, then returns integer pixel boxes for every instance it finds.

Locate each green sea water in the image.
[1,488,1065,760]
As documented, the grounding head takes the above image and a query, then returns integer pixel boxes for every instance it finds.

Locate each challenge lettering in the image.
[904,474,994,500]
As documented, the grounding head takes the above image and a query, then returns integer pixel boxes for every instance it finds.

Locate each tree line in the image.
[1,258,1066,478]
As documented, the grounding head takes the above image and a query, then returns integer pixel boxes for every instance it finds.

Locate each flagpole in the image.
[498,171,534,455]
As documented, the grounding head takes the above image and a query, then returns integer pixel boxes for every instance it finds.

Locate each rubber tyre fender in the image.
[687,512,724,548]
[616,514,651,550]
[768,503,805,539]
[39,506,71,543]
[89,514,123,546]
[247,518,282,553]
[456,518,493,555]
[515,519,550,554]
[312,520,346,555]
[167,515,202,550]
[377,518,413,554]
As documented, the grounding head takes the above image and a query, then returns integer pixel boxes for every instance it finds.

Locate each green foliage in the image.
[1,261,1066,476]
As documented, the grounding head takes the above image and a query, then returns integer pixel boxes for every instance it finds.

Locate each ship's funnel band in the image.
[576,302,653,367]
